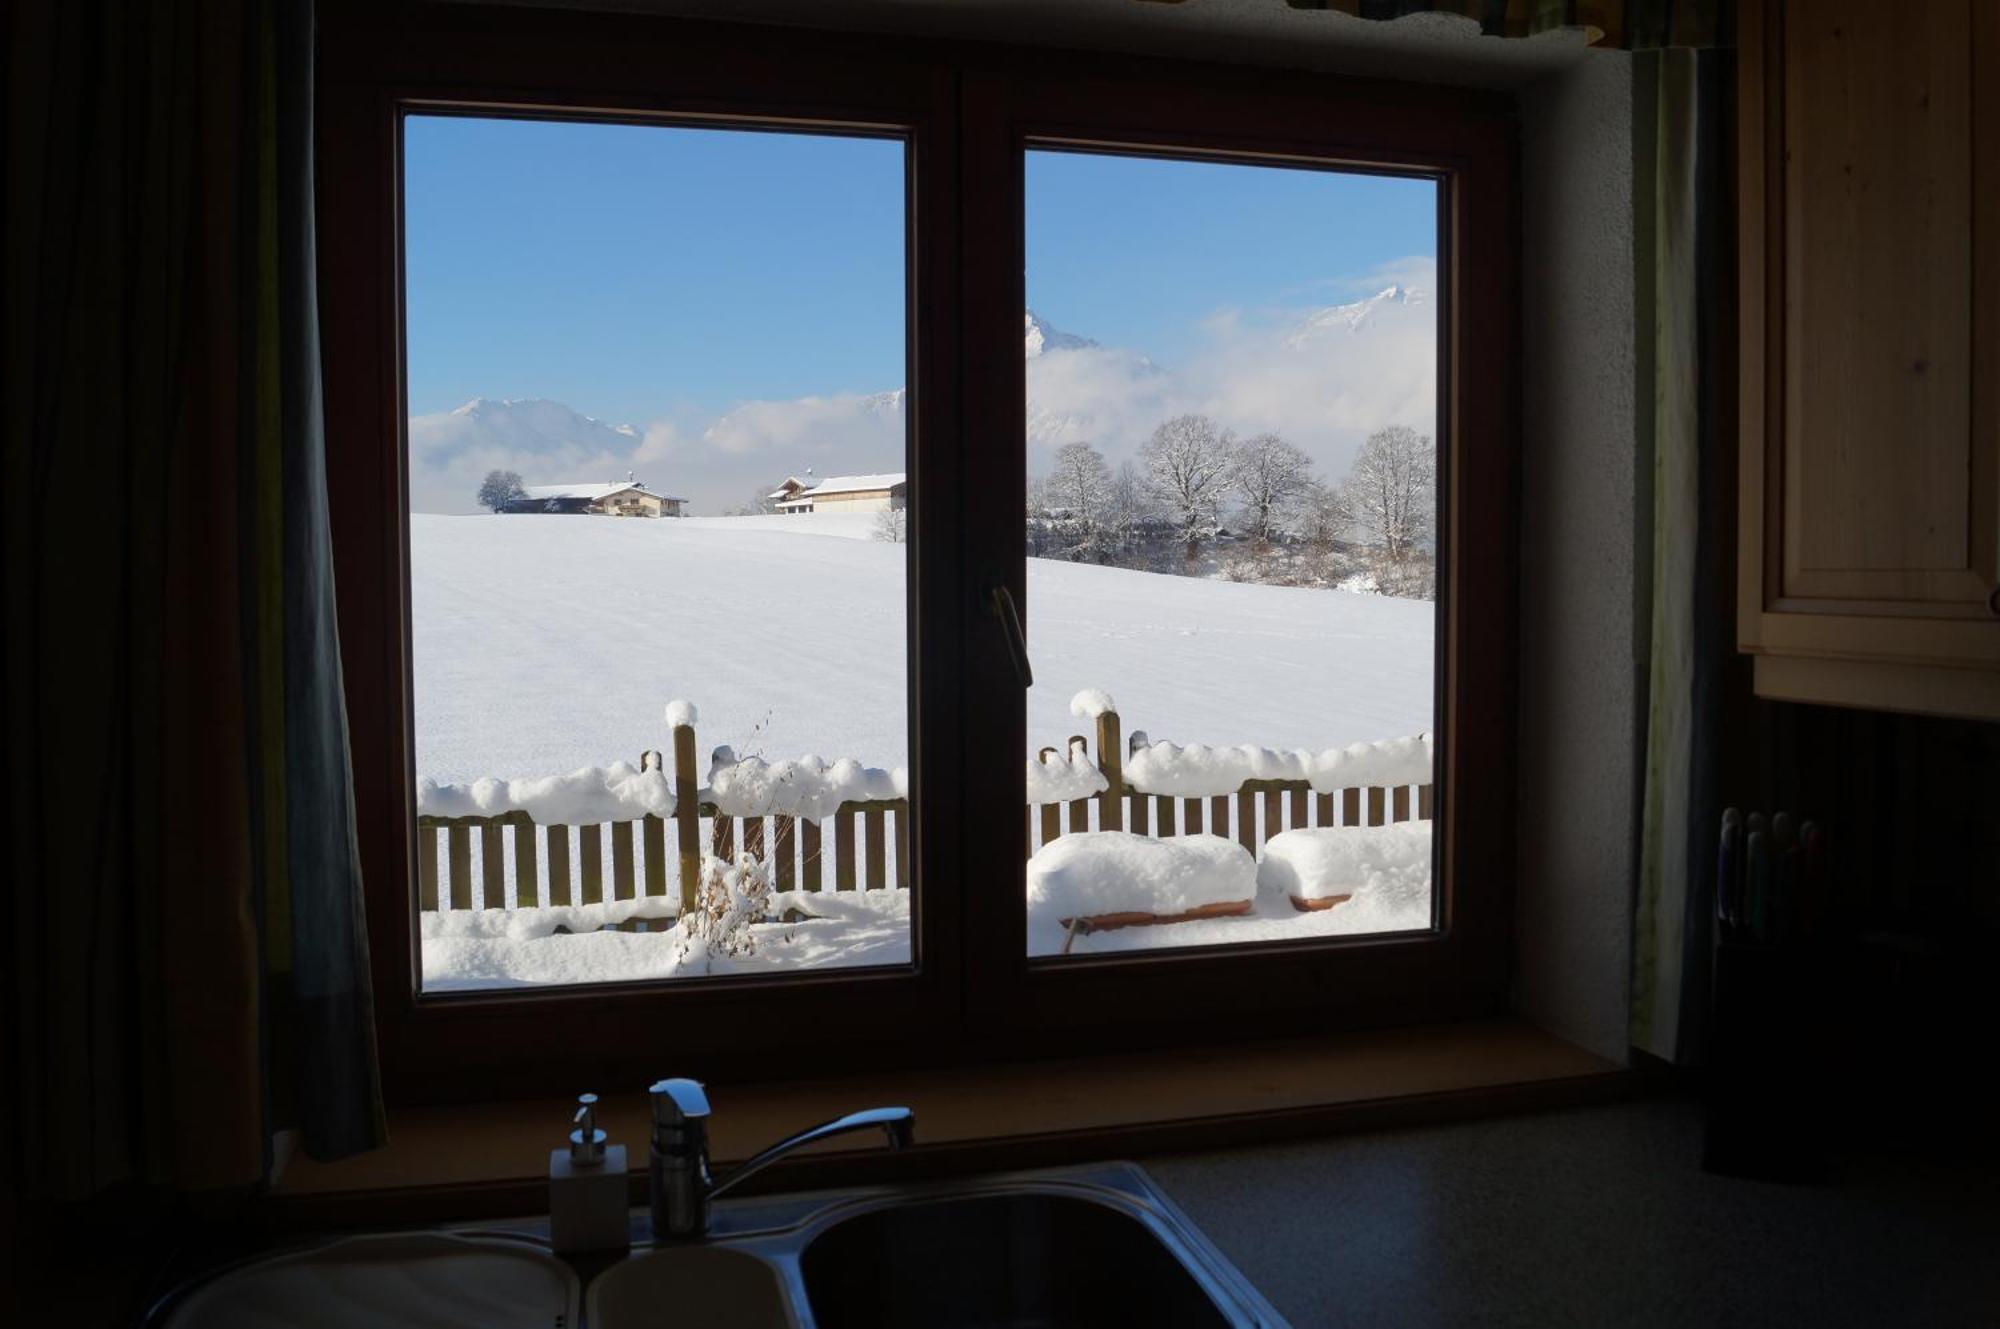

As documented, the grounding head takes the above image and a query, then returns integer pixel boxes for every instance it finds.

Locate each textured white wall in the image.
[1515,54,1640,1062]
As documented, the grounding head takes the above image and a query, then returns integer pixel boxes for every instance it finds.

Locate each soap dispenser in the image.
[549,1093,630,1256]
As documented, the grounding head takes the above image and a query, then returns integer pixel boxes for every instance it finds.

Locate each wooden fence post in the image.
[774,815,796,891]
[611,821,635,899]
[672,722,700,913]
[418,824,439,911]
[1067,736,1090,834]
[864,806,885,888]
[547,824,572,905]
[1095,709,1123,831]
[447,824,471,910]
[580,826,603,904]
[514,818,539,906]
[803,819,823,892]
[835,811,857,890]
[481,821,505,907]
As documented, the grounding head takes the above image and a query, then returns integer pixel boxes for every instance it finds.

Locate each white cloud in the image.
[407,259,1437,514]
[699,389,905,458]
[1024,257,1438,482]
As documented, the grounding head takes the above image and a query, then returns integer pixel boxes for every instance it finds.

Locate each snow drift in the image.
[1256,822,1433,907]
[1124,732,1432,799]
[416,761,674,824]
[1027,831,1255,922]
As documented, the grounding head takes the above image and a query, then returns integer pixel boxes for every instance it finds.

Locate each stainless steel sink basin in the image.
[798,1189,1235,1327]
[587,1244,794,1328]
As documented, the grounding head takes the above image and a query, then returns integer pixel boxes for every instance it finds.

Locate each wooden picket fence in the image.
[416,706,1427,915]
[416,722,907,915]
[1025,707,1432,857]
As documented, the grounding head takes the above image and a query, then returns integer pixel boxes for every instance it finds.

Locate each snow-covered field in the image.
[410,511,1436,988]
[411,511,1434,782]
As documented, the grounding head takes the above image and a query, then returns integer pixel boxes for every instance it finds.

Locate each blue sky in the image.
[404,116,907,424]
[1026,149,1435,365]
[404,114,1436,427]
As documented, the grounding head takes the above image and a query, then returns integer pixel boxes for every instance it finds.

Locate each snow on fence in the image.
[1024,697,1432,859]
[414,693,1430,917]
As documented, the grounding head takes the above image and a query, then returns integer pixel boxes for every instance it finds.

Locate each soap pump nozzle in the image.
[569,1092,607,1166]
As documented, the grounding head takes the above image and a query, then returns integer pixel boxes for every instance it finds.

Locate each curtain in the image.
[3,0,383,1205]
[1629,47,1732,1062]
[1279,0,1729,50]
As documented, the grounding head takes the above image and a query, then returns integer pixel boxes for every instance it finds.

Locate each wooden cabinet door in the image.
[1740,0,2000,716]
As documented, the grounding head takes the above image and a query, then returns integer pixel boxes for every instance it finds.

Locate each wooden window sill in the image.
[266,1016,1630,1227]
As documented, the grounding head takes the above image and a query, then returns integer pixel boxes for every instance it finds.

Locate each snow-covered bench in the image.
[1256,822,1433,913]
[1027,831,1257,951]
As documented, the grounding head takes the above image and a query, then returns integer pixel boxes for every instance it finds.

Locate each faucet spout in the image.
[648,1081,913,1241]
[710,1105,915,1205]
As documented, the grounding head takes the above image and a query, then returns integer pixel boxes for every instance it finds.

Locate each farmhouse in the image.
[505,480,686,517]
[767,472,907,514]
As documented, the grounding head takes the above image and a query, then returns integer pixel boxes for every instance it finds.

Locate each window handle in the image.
[987,584,1034,689]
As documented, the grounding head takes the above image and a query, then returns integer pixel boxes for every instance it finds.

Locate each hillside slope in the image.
[411,514,1434,784]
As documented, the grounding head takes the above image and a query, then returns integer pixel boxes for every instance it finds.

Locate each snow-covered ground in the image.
[419,865,1432,990]
[410,511,1436,987]
[411,511,1434,782]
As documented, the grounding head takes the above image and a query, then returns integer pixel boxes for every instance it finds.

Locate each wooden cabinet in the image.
[1738,0,2000,719]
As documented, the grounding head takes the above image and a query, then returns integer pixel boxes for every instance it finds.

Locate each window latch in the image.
[987,584,1033,689]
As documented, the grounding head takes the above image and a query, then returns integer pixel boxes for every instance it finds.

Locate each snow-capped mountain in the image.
[412,397,641,459]
[1283,284,1428,348]
[406,397,655,514]
[1025,310,1098,358]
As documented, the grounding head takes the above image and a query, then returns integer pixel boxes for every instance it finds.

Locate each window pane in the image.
[1022,149,1439,958]
[405,115,912,991]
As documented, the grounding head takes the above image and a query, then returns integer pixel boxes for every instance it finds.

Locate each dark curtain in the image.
[4,0,383,1206]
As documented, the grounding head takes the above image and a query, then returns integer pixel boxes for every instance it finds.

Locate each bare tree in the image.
[1044,442,1112,523]
[1346,425,1434,563]
[1035,441,1114,561]
[1230,433,1315,545]
[870,506,906,543]
[1299,480,1353,553]
[729,486,780,516]
[1139,414,1235,559]
[476,469,526,513]
[1345,424,1435,598]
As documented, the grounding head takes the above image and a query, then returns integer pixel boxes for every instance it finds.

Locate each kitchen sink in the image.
[798,1189,1234,1328]
[596,1162,1284,1328]
[150,1163,1284,1328]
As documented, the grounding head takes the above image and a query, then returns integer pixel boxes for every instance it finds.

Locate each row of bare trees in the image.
[1030,415,1436,598]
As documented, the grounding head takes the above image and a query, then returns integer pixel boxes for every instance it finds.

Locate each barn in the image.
[505,480,685,517]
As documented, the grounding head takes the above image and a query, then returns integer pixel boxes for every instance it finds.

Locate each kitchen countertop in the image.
[1145,1098,2000,1328]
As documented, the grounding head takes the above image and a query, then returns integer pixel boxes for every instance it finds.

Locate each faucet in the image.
[648,1077,915,1240]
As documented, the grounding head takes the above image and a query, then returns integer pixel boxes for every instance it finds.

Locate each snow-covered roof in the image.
[799,472,906,497]
[766,476,812,499]
[521,482,685,502]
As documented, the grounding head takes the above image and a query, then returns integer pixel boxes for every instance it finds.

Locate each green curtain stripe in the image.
[1631,49,1703,1060]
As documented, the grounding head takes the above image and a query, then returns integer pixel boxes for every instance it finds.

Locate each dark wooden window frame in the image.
[319,5,1519,1106]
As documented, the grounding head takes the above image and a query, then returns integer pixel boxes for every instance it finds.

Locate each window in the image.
[320,8,1517,1099]
[401,114,916,995]
[1018,148,1441,962]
